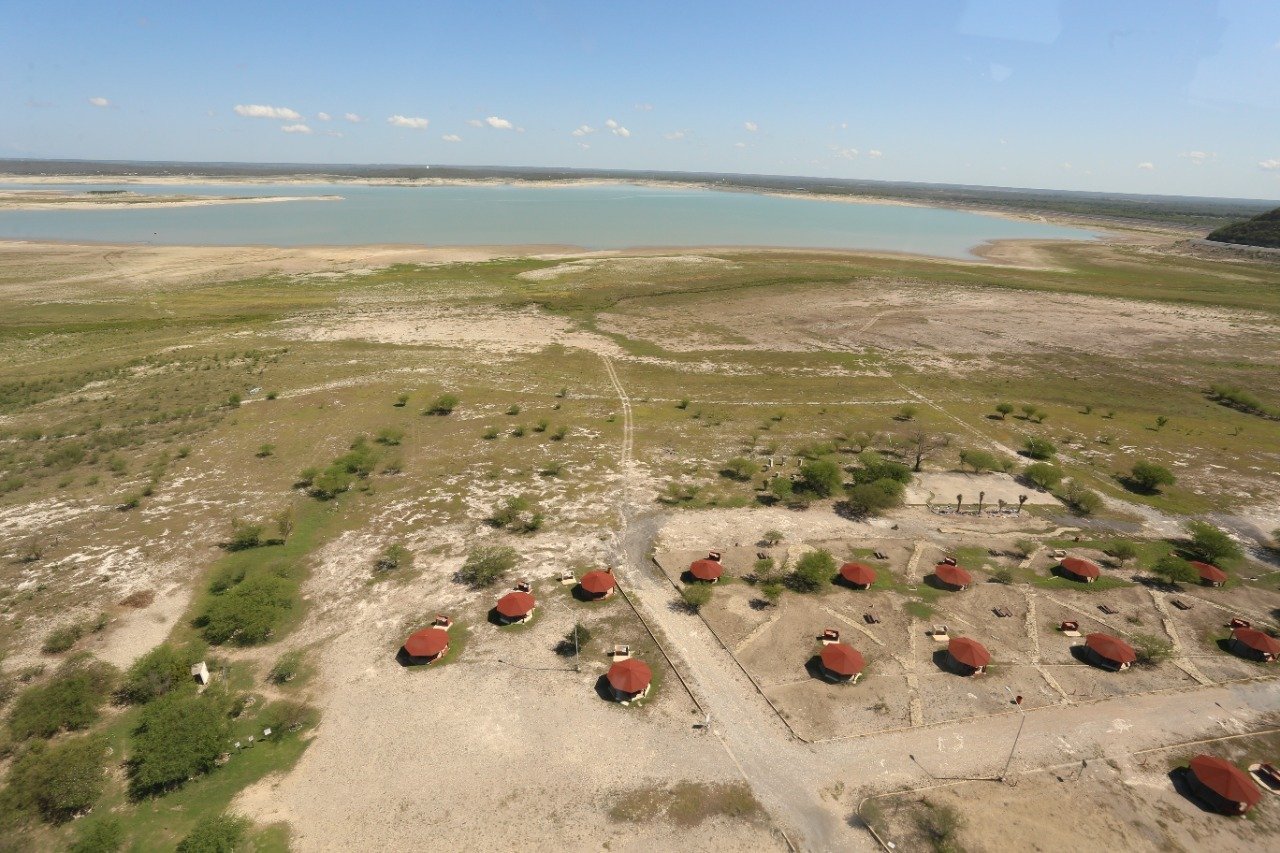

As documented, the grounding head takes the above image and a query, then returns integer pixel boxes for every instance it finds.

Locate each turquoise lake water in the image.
[0,182,1097,258]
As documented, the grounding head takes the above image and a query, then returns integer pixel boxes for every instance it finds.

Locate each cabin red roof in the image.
[607,658,652,694]
[1061,557,1101,579]
[948,636,992,669]
[403,627,450,658]
[580,570,616,595]
[839,562,877,586]
[495,590,536,618]
[1189,754,1262,808]
[819,642,865,677]
[1232,627,1280,656]
[1191,561,1228,584]
[934,563,973,587]
[689,558,723,581]
[1085,632,1137,664]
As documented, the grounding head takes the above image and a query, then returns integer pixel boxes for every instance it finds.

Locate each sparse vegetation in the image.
[458,545,518,588]
[488,495,544,533]
[1184,521,1242,564]
[790,549,836,593]
[680,583,713,611]
[424,393,460,416]
[8,655,117,740]
[1128,460,1175,493]
[375,543,413,572]
[1021,436,1056,460]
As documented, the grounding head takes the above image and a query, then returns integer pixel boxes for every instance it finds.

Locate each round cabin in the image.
[402,627,450,663]
[1060,557,1100,583]
[933,563,973,591]
[1084,632,1137,671]
[1229,627,1280,663]
[688,558,723,583]
[818,642,865,683]
[1191,561,1228,587]
[578,569,617,600]
[947,636,992,676]
[1187,754,1262,815]
[839,562,876,589]
[494,590,537,624]
[606,658,653,701]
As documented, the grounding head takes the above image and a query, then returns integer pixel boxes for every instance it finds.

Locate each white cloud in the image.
[485,116,513,129]
[344,113,364,123]
[467,119,483,128]
[571,124,596,137]
[635,102,654,111]
[1137,161,1155,170]
[234,104,302,120]
[831,146,859,160]
[316,112,331,121]
[388,115,429,129]
[1260,159,1280,171]
[281,124,312,134]
[1178,150,1213,164]
[323,130,343,138]
[612,126,631,137]
[868,149,883,158]
[743,121,758,132]
[578,142,591,150]
[1062,162,1072,170]
[88,96,110,108]
[605,118,619,129]
[663,130,687,141]
[441,133,462,142]
[734,141,747,149]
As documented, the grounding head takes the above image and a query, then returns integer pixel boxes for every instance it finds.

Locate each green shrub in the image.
[6,734,108,823]
[995,402,1013,419]
[1151,555,1197,584]
[42,624,84,655]
[69,815,125,852]
[1129,460,1175,493]
[1185,521,1242,564]
[375,543,412,572]
[254,444,274,458]
[393,393,409,408]
[1022,462,1063,490]
[488,495,544,533]
[1022,436,1056,460]
[721,456,760,481]
[268,650,304,685]
[425,394,459,416]
[1056,479,1102,515]
[175,813,250,852]
[117,643,202,705]
[958,449,1001,473]
[852,452,912,485]
[790,549,836,593]
[554,623,593,657]
[798,460,843,498]
[842,480,904,516]
[1132,633,1174,666]
[195,573,294,645]
[375,427,404,446]
[993,568,1014,584]
[128,691,231,797]
[680,584,712,611]
[768,477,794,503]
[308,465,353,499]
[458,545,518,588]
[226,519,265,551]
[760,582,784,605]
[8,655,116,740]
[1106,541,1138,562]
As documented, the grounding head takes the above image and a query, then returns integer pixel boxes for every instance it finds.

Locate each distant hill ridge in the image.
[1207,206,1280,249]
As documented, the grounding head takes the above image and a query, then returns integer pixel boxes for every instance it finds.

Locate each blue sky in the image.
[4,0,1279,199]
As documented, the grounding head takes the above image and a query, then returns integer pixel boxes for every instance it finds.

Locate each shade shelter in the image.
[494,590,537,624]
[818,642,865,683]
[1229,627,1280,663]
[606,658,652,701]
[1191,561,1227,587]
[1084,632,1136,670]
[1060,557,1100,583]
[1187,754,1262,815]
[947,637,991,676]
[933,563,973,590]
[403,627,450,663]
[689,558,723,583]
[839,562,876,589]
[578,569,617,600]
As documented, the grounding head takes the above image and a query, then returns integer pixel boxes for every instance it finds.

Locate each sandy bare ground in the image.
[904,471,1059,507]
[594,280,1280,365]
